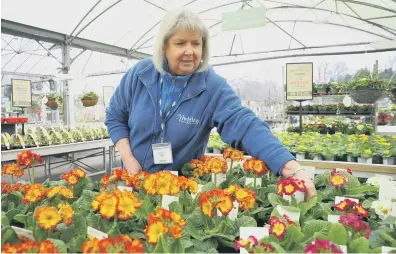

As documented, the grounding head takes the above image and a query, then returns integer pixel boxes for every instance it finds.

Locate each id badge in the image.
[152,142,173,164]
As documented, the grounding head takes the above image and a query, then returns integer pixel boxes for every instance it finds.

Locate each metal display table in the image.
[1,139,115,179]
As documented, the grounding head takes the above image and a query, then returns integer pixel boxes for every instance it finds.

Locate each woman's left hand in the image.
[293,170,317,201]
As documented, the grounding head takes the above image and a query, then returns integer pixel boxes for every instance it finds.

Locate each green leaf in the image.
[181,163,193,177]
[86,213,100,229]
[235,216,257,231]
[268,193,289,207]
[349,237,371,253]
[135,195,155,220]
[346,185,378,195]
[282,225,304,250]
[269,241,286,253]
[249,207,264,215]
[73,177,90,198]
[313,232,329,240]
[5,208,20,222]
[369,230,386,248]
[107,222,121,237]
[302,220,332,243]
[48,238,68,253]
[192,239,218,252]
[328,223,348,245]
[186,224,206,241]
[13,214,27,226]
[187,207,204,228]
[362,199,373,209]
[2,214,10,226]
[73,213,88,236]
[1,226,19,245]
[152,234,170,253]
[129,231,146,239]
[181,239,194,249]
[170,238,184,253]
[8,201,15,210]
[169,202,183,215]
[299,196,318,216]
[202,182,216,193]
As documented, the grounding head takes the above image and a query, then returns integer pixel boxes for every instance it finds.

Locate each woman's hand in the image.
[124,158,142,175]
[281,160,317,201]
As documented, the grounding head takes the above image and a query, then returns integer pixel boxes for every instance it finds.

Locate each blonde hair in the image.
[153,8,210,74]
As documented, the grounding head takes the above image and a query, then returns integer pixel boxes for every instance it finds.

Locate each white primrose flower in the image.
[371,200,393,219]
[366,177,380,187]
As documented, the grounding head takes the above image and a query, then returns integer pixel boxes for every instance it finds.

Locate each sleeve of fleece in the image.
[104,68,135,145]
[210,81,295,175]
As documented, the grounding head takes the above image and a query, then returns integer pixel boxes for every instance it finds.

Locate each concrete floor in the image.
[1,149,120,183]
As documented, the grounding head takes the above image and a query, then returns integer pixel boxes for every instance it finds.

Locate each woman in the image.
[105,8,316,199]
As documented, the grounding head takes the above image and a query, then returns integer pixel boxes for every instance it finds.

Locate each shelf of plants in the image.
[1,148,396,253]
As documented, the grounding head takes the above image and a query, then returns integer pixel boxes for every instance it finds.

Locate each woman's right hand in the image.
[124,158,142,175]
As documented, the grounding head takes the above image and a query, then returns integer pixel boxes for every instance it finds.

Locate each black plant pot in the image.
[372,156,383,164]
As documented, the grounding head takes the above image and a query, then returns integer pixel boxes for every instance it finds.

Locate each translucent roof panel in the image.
[2,0,396,75]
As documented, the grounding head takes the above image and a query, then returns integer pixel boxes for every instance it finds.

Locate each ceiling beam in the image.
[1,19,150,60]
[212,48,396,67]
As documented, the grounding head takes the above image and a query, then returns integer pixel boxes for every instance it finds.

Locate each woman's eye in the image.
[176,42,184,46]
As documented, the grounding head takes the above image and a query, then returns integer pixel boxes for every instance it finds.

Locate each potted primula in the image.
[381,148,395,165]
[295,145,308,160]
[358,148,373,164]
[80,91,98,107]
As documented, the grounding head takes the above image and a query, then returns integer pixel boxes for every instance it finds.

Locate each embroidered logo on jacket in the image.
[176,114,199,125]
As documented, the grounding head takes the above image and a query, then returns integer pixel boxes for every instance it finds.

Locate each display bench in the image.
[1,139,115,179]
[205,153,396,179]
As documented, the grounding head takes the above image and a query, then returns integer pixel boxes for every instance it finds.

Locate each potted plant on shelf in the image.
[309,144,323,161]
[381,148,395,165]
[358,148,373,164]
[314,83,329,94]
[44,92,63,110]
[295,145,308,160]
[81,91,99,107]
[286,105,299,114]
[347,71,385,103]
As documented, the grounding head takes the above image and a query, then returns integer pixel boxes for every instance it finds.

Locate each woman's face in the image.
[163,29,203,76]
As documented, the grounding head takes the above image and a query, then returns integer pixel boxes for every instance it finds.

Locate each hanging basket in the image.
[45,99,58,110]
[349,87,383,104]
[81,97,98,107]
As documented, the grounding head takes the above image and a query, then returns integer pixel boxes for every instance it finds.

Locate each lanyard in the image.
[158,75,192,143]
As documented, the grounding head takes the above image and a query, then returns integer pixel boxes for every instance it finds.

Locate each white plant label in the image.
[327,215,341,223]
[239,227,269,254]
[382,246,396,253]
[340,245,348,253]
[283,191,305,204]
[379,181,396,201]
[87,226,108,240]
[162,195,179,210]
[169,171,178,176]
[212,173,227,187]
[191,184,204,199]
[245,177,262,187]
[117,186,133,192]
[11,226,34,240]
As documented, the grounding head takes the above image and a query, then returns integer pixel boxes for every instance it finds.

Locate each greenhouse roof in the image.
[1,0,396,77]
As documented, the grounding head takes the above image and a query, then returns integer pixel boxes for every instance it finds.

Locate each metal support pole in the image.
[108,146,113,175]
[299,101,303,135]
[103,147,106,173]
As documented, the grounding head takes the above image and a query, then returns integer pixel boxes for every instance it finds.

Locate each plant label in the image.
[169,171,178,176]
[191,184,204,199]
[327,215,340,223]
[217,201,239,221]
[239,227,269,254]
[375,174,393,181]
[339,245,348,253]
[212,173,227,186]
[11,226,34,240]
[87,226,108,240]
[343,96,352,107]
[162,195,179,210]
[245,177,262,187]
[335,196,359,204]
[117,186,133,192]
[283,191,305,204]
[379,181,396,201]
[382,246,396,253]
[276,205,300,222]
[391,202,396,217]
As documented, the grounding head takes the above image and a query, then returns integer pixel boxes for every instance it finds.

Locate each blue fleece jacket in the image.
[105,58,295,175]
